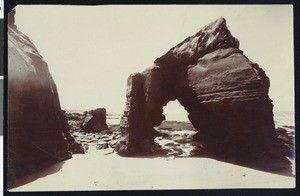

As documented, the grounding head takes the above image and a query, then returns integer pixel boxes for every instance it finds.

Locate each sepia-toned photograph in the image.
[7,5,294,191]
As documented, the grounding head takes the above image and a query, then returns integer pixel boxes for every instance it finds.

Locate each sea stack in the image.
[115,17,290,170]
[80,108,108,133]
[8,9,80,186]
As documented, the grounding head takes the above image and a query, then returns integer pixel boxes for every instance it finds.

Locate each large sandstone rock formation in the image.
[115,17,290,170]
[8,9,82,186]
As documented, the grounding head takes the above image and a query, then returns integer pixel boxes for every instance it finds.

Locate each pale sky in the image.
[14,5,294,118]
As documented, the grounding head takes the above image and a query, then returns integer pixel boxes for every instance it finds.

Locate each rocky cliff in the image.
[115,18,290,170]
[8,9,82,186]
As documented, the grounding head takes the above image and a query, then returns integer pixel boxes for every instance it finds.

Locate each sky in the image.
[14,5,294,119]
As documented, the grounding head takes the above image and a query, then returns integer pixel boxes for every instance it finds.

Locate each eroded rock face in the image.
[115,17,290,170]
[80,108,108,133]
[8,9,80,186]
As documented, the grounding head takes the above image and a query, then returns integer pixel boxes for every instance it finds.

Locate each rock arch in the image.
[115,18,290,169]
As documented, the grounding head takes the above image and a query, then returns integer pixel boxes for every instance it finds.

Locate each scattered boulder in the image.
[108,140,118,148]
[96,141,109,150]
[275,127,294,158]
[175,138,193,144]
[102,129,113,135]
[282,125,294,129]
[101,135,114,142]
[165,142,180,147]
[80,108,108,133]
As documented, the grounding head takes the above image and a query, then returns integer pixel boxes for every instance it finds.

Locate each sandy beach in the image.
[10,147,295,192]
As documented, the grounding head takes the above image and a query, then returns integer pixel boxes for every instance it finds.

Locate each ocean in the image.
[66,109,294,131]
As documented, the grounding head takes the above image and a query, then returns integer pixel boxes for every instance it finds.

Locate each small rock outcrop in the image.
[115,17,291,170]
[8,9,81,186]
[80,108,108,133]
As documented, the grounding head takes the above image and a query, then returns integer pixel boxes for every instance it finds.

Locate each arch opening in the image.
[161,101,189,122]
[154,100,197,157]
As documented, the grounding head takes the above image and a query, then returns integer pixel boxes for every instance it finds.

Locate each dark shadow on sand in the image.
[8,161,66,190]
[116,143,295,178]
